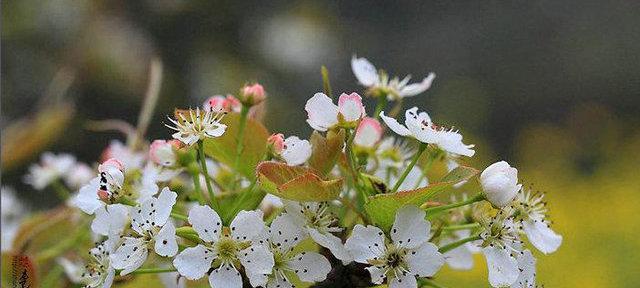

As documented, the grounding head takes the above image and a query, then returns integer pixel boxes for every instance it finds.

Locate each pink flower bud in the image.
[354,117,383,148]
[149,140,181,167]
[268,133,285,154]
[99,158,124,173]
[240,83,266,106]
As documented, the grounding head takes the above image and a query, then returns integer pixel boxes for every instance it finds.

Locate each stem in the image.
[321,66,333,99]
[197,141,218,210]
[345,129,367,201]
[424,193,485,215]
[442,223,481,231]
[438,234,482,253]
[231,105,250,191]
[391,143,427,193]
[413,153,435,189]
[420,279,447,288]
[50,180,70,200]
[190,164,205,205]
[170,212,188,222]
[131,267,177,275]
[373,95,388,119]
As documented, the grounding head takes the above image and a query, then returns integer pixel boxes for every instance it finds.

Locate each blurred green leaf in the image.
[256,161,343,201]
[308,129,345,176]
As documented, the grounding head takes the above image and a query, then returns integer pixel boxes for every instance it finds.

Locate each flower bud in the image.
[480,161,521,207]
[239,83,266,106]
[149,139,181,167]
[267,133,285,154]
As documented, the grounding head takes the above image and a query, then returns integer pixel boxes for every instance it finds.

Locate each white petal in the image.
[522,220,562,254]
[267,277,294,288]
[305,93,338,131]
[154,221,178,257]
[405,242,444,277]
[188,205,222,243]
[483,247,519,287]
[209,264,242,288]
[282,136,312,166]
[351,56,379,86]
[102,267,115,288]
[391,205,430,249]
[441,235,474,270]
[269,213,304,252]
[173,245,214,280]
[380,112,411,137]
[111,237,148,275]
[337,93,365,122]
[399,73,435,97]
[246,271,269,288]
[308,228,352,264]
[172,131,199,146]
[511,250,536,288]
[344,224,385,263]
[436,130,475,157]
[404,108,439,144]
[205,123,227,138]
[57,258,83,283]
[155,187,177,226]
[389,272,418,288]
[230,210,266,243]
[354,117,383,148]
[288,251,331,283]
[130,200,154,235]
[73,178,103,214]
[239,244,274,275]
[366,266,386,285]
[91,204,129,236]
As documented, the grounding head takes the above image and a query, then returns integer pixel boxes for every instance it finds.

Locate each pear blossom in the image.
[267,133,285,153]
[167,108,227,146]
[173,206,274,288]
[250,213,332,288]
[283,200,352,264]
[282,136,313,166]
[149,139,181,167]
[440,229,481,270]
[91,204,129,236]
[354,117,383,148]
[380,107,475,157]
[239,83,266,106]
[1,186,28,252]
[511,249,537,288]
[479,210,524,287]
[111,188,178,275]
[512,188,562,254]
[203,95,241,113]
[305,92,365,131]
[480,161,521,208]
[351,56,435,100]
[101,140,145,170]
[345,205,445,288]
[64,162,95,190]
[72,158,126,215]
[24,152,76,190]
[59,238,116,288]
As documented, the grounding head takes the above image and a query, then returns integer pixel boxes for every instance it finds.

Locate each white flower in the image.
[354,117,383,148]
[102,140,145,171]
[149,139,181,167]
[511,250,537,288]
[345,205,445,288]
[351,56,435,100]
[251,213,332,288]
[512,188,562,254]
[305,92,365,131]
[375,137,414,170]
[380,107,475,157]
[111,188,178,275]
[440,229,480,270]
[281,136,312,166]
[479,210,524,287]
[91,204,130,236]
[283,200,352,264]
[1,186,28,252]
[72,159,125,215]
[64,162,95,190]
[59,238,116,288]
[167,108,227,146]
[24,152,76,190]
[173,206,274,288]
[480,161,521,208]
[203,95,241,113]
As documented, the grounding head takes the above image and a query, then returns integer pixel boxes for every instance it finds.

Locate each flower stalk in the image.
[391,142,428,193]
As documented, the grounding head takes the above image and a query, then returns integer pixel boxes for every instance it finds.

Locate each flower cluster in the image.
[18,56,561,288]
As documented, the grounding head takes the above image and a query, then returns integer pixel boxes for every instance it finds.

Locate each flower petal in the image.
[269,213,304,252]
[288,251,331,283]
[173,245,214,280]
[308,228,352,264]
[238,245,274,275]
[91,204,129,236]
[188,205,222,243]
[436,129,475,157]
[344,224,385,263]
[391,205,430,249]
[483,247,519,287]
[337,92,365,122]
[380,111,411,137]
[522,220,562,254]
[354,117,383,148]
[155,187,177,226]
[404,108,439,144]
[351,56,379,86]
[305,93,338,131]
[154,221,178,257]
[111,237,148,275]
[246,271,269,288]
[267,277,294,288]
[230,210,267,243]
[209,264,242,288]
[72,178,103,214]
[441,234,474,270]
[405,242,444,277]
[511,250,536,288]
[366,266,386,285]
[389,272,418,288]
[281,136,312,166]
[399,73,435,97]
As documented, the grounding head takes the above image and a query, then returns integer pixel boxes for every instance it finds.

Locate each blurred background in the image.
[2,1,639,287]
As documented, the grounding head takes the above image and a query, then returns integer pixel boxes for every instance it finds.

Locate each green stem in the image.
[373,95,388,119]
[321,66,333,99]
[50,180,70,200]
[413,153,435,189]
[442,223,481,231]
[189,164,205,205]
[424,193,485,215]
[170,212,188,222]
[231,105,250,190]
[130,267,177,275]
[438,234,482,253]
[197,140,218,210]
[391,143,427,193]
[345,129,367,201]
[420,279,447,288]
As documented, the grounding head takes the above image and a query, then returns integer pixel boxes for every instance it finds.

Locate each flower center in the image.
[215,236,240,262]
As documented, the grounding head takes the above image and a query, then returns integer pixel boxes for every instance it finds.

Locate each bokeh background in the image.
[2,1,639,287]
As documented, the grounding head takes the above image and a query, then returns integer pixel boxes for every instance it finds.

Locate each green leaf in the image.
[308,130,345,176]
[364,166,479,231]
[202,113,269,180]
[360,173,388,195]
[257,161,343,201]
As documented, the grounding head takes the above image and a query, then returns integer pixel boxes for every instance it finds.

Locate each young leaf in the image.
[202,112,269,180]
[308,129,345,176]
[364,166,479,231]
[256,161,343,201]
